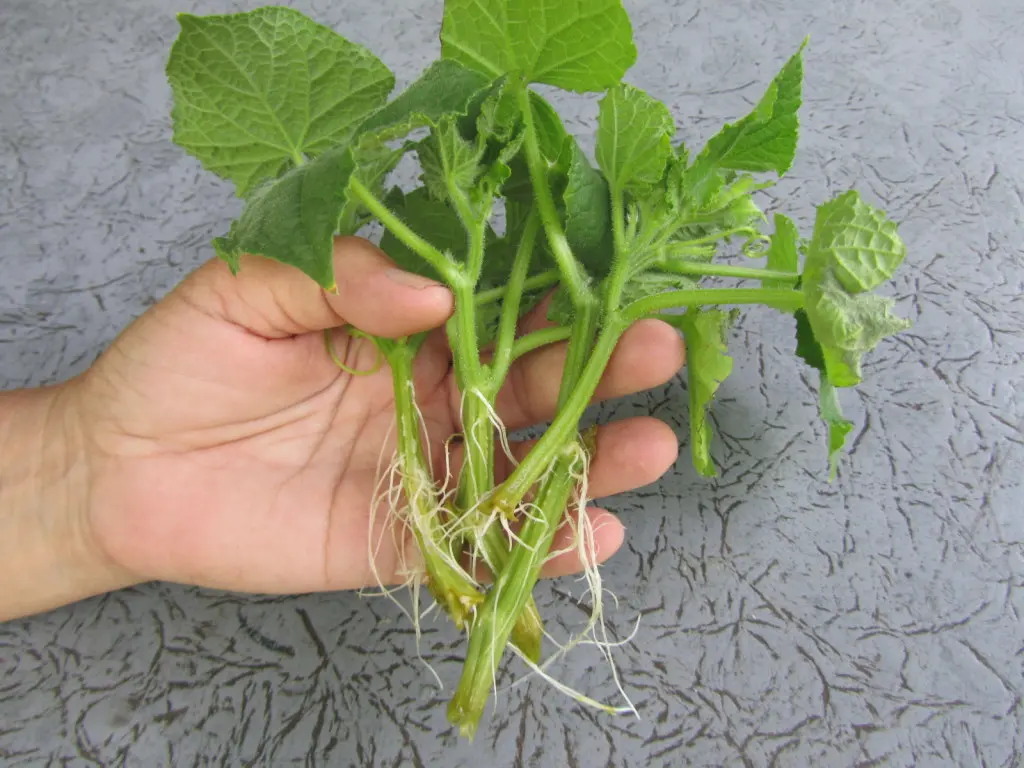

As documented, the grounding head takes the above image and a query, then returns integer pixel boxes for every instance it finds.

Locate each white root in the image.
[361,388,489,689]
[500,441,641,719]
[362,380,641,716]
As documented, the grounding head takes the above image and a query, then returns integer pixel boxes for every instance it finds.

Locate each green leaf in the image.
[417,121,486,204]
[167,7,394,198]
[676,309,738,477]
[358,59,493,141]
[213,146,357,289]
[440,0,637,92]
[471,78,521,143]
[819,378,853,480]
[546,286,575,326]
[692,40,806,178]
[808,188,907,294]
[765,213,800,288]
[794,308,826,372]
[801,191,911,387]
[596,84,675,193]
[563,139,614,278]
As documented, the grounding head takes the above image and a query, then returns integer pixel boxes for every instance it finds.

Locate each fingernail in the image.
[386,267,444,290]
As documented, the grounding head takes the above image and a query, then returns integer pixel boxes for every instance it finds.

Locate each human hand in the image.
[10,238,685,611]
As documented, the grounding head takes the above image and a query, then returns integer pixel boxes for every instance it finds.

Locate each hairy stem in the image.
[509,325,572,364]
[622,287,804,322]
[475,269,559,307]
[655,259,799,283]
[490,209,540,388]
[517,85,592,307]
[450,264,545,663]
[348,177,460,284]
[557,303,599,411]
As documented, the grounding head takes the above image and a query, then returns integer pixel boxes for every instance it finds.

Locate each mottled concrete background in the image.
[2,0,1022,765]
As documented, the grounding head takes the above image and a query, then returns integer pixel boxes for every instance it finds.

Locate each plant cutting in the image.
[164,0,912,738]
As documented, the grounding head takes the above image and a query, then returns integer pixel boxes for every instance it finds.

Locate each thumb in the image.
[179,236,453,339]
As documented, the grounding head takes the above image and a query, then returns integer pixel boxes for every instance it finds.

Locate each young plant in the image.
[165,0,912,738]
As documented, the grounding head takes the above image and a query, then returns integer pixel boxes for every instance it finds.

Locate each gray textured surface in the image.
[2,0,1023,765]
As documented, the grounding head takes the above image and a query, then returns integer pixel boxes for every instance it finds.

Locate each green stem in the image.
[622,287,804,323]
[508,325,572,364]
[449,276,491,534]
[449,269,545,663]
[557,303,598,410]
[448,446,582,738]
[603,186,631,314]
[386,342,482,625]
[487,317,628,518]
[475,269,560,307]
[490,209,540,388]
[655,260,799,284]
[467,222,487,285]
[517,85,592,307]
[348,177,460,285]
[663,227,758,251]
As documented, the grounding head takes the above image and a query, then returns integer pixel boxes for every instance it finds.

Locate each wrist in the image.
[0,381,135,621]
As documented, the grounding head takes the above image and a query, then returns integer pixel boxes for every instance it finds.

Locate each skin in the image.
[0,237,685,622]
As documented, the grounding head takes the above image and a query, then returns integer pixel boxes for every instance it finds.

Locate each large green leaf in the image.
[168,7,394,197]
[440,0,636,92]
[596,84,675,194]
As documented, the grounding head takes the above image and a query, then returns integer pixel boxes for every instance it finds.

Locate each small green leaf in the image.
[168,7,394,197]
[619,272,697,308]
[807,274,912,387]
[676,309,738,477]
[801,191,911,387]
[417,121,486,204]
[819,378,853,480]
[563,139,614,278]
[765,213,800,288]
[693,40,806,178]
[794,308,826,372]
[358,59,493,141]
[546,286,575,326]
[809,188,907,294]
[213,146,357,289]
[596,84,675,194]
[440,0,637,92]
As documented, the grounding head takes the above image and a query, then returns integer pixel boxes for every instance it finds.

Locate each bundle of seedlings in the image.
[165,0,911,736]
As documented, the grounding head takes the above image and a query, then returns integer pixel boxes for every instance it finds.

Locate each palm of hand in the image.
[77,242,683,597]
